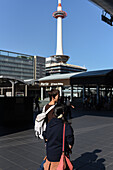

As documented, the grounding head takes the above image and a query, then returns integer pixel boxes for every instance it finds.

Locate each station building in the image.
[0,50,46,97]
[0,50,45,80]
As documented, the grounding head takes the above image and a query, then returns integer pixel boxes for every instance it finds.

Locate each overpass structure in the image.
[90,0,113,25]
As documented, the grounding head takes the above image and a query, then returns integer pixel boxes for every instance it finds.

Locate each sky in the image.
[0,0,113,71]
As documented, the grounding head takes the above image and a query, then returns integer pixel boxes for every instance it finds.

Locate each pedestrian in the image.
[34,89,60,139]
[43,103,74,170]
[66,96,75,119]
[33,96,40,125]
[35,95,40,113]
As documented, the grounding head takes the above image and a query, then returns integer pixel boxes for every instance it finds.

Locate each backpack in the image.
[34,104,55,139]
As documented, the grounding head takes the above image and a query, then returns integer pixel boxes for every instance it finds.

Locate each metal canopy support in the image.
[97,85,99,104]
[12,82,15,97]
[83,86,85,103]
[70,85,73,102]
[59,86,62,97]
[25,85,28,97]
[1,88,3,95]
[9,81,15,97]
[41,87,44,100]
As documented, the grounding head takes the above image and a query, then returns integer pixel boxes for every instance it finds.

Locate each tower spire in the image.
[52,0,69,63]
[58,0,61,4]
[53,0,67,55]
[58,0,61,6]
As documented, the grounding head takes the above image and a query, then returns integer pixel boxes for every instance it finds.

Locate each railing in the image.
[0,49,33,59]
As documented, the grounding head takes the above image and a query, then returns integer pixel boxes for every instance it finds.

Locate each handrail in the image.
[0,49,33,57]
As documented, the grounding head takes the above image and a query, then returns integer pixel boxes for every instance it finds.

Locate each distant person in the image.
[35,95,40,113]
[33,96,40,125]
[43,104,74,170]
[58,95,64,105]
[83,96,88,109]
[66,96,75,119]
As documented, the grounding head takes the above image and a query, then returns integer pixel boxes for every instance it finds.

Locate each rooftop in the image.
[0,49,33,59]
[39,72,81,81]
[39,68,113,82]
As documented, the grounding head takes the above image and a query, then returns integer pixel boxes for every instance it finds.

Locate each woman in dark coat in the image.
[43,104,74,170]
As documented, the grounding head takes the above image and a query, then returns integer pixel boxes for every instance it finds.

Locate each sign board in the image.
[40,82,63,86]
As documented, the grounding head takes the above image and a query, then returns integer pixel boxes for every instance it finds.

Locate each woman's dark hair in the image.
[48,89,59,100]
[54,103,67,122]
[54,104,64,117]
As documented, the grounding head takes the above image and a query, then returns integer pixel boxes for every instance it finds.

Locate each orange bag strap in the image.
[62,123,65,152]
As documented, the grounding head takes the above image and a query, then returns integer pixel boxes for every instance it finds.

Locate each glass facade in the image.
[36,57,46,79]
[0,50,45,80]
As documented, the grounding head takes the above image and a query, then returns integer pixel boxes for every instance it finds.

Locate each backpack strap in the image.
[45,104,55,115]
[35,105,55,123]
[62,123,66,152]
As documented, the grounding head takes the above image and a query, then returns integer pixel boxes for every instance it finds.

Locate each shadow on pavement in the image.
[0,124,33,137]
[72,149,105,170]
[71,107,113,119]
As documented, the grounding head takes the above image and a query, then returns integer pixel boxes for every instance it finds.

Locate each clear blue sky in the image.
[0,0,113,71]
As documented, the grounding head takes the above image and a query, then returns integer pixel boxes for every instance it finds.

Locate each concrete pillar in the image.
[25,85,27,97]
[41,87,44,100]
[59,86,62,97]
[9,80,15,97]
[83,86,85,103]
[70,85,73,102]
[11,82,14,97]
[1,88,3,95]
[97,85,99,104]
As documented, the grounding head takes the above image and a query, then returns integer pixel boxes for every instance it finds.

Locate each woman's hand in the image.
[69,145,72,149]
[71,105,75,109]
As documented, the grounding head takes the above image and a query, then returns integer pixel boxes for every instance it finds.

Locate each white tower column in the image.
[56,0,63,55]
[53,0,67,56]
[56,17,63,55]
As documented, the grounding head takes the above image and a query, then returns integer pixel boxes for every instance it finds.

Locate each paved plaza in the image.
[0,109,113,170]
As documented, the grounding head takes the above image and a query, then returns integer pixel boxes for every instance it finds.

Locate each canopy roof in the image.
[24,79,39,85]
[39,72,80,81]
[39,69,113,86]
[90,0,113,15]
[71,69,113,86]
[0,76,26,87]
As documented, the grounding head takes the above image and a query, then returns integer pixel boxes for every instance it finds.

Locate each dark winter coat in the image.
[43,118,74,162]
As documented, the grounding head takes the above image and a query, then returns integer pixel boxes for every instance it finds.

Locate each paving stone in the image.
[106,164,113,170]
[0,109,113,169]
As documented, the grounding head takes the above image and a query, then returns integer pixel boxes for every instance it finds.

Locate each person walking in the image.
[66,96,75,119]
[34,89,60,139]
[43,104,74,170]
[35,95,40,113]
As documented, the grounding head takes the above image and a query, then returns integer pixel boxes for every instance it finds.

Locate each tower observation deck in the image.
[51,0,69,63]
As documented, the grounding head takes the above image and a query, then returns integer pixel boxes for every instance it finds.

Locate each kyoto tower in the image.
[52,0,69,63]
